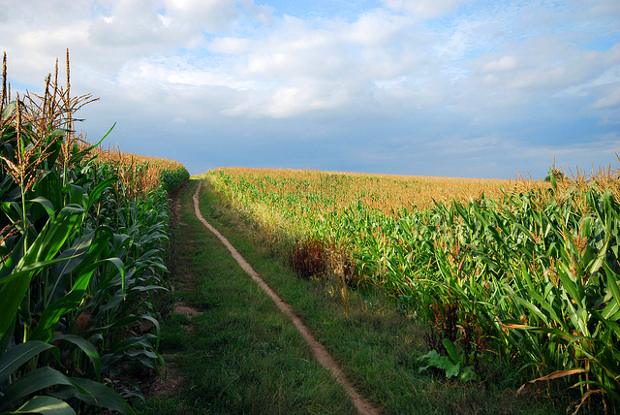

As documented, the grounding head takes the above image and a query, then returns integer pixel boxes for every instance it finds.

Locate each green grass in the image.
[142,180,566,414]
[140,182,355,415]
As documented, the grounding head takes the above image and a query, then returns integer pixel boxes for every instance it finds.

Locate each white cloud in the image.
[483,56,517,73]
[1,0,617,177]
[383,0,464,19]
[164,0,237,30]
[3,0,617,120]
[583,0,620,17]
[209,37,251,54]
[344,9,412,46]
[594,86,620,108]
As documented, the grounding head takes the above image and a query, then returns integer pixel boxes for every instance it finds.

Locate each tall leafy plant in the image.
[0,51,187,413]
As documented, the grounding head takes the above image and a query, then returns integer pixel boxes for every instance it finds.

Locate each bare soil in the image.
[150,354,184,396]
[149,188,190,398]
[173,301,202,318]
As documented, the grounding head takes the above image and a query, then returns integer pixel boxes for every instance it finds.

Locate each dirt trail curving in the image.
[192,182,380,415]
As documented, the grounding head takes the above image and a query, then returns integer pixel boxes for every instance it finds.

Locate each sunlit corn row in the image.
[214,167,547,211]
[206,166,620,413]
[0,52,188,414]
[86,146,188,195]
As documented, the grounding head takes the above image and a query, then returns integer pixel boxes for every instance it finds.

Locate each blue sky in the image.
[1,0,619,178]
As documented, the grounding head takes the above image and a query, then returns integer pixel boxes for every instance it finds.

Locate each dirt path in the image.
[192,182,380,415]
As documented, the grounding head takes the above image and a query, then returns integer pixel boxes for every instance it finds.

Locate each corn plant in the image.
[0,52,188,413]
[206,166,620,412]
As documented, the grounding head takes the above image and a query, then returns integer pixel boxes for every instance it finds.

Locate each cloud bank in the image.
[1,0,619,177]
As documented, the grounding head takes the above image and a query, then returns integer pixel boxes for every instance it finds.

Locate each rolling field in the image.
[2,50,619,415]
[205,167,620,412]
[4,2,618,413]
[211,167,545,211]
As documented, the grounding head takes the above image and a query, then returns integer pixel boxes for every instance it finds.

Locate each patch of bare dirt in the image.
[173,301,203,318]
[150,355,184,396]
[192,182,380,415]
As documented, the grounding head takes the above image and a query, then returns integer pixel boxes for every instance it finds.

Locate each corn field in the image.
[0,52,188,414]
[206,167,620,413]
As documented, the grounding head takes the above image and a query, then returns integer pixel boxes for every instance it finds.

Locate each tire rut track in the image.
[192,182,380,415]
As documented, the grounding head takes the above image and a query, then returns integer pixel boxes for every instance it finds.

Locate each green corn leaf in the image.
[0,207,83,338]
[52,334,101,378]
[599,318,620,339]
[73,123,116,161]
[0,366,130,414]
[31,267,97,342]
[28,197,55,218]
[4,395,76,415]
[605,263,620,308]
[1,102,16,121]
[560,271,583,304]
[0,367,74,409]
[0,341,54,383]
[138,314,161,339]
[1,201,22,224]
[600,300,620,321]
[512,293,549,325]
[0,255,82,287]
[518,265,561,323]
[51,378,133,415]
[84,178,115,212]
[103,257,125,294]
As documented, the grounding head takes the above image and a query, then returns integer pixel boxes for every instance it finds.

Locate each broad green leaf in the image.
[7,396,76,415]
[0,255,82,287]
[605,264,620,309]
[52,335,101,378]
[1,367,73,408]
[442,338,459,364]
[84,177,115,211]
[103,257,125,293]
[52,378,133,415]
[459,366,478,382]
[28,197,55,218]
[444,361,461,379]
[73,123,116,160]
[0,208,82,339]
[0,341,54,383]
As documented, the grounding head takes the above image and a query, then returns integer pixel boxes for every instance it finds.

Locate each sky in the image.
[1,0,619,178]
